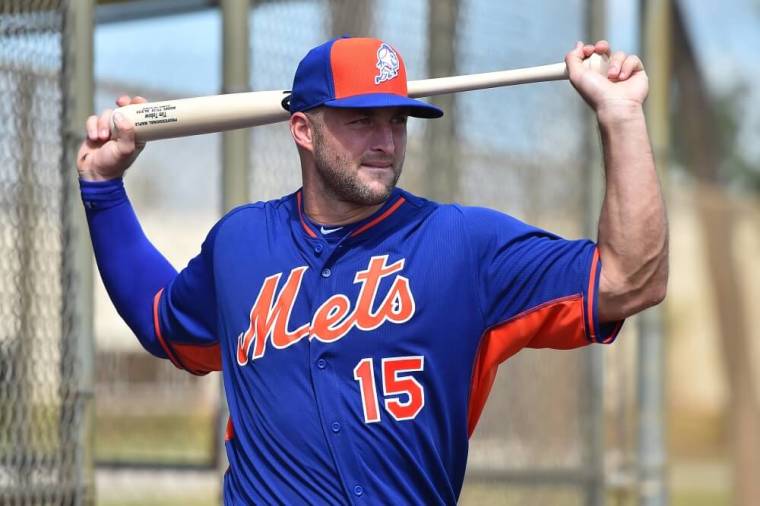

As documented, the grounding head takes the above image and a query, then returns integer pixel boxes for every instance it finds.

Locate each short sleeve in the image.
[461,206,622,347]
[462,206,624,435]
[153,225,222,375]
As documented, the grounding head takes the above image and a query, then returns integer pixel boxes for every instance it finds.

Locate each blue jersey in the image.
[151,187,621,504]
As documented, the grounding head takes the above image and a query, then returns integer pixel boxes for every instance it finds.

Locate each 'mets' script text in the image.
[236,255,415,365]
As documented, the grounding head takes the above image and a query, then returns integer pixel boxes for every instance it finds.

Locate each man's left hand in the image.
[565,40,648,114]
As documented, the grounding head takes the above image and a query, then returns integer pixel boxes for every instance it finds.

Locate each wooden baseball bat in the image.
[113,54,608,143]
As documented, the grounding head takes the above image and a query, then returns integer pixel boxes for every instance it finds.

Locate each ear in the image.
[289,112,314,153]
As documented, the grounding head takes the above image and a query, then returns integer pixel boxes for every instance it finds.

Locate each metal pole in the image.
[218,0,251,496]
[583,1,606,505]
[424,0,459,202]
[637,1,671,504]
[221,0,251,211]
[62,0,95,503]
[328,0,374,37]
[13,63,34,500]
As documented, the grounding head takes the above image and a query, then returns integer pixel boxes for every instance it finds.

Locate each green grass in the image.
[95,412,215,465]
[99,495,217,506]
[672,490,730,506]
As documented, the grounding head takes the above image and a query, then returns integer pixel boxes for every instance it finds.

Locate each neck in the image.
[301,184,386,225]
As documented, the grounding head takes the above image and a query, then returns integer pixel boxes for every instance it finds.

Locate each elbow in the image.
[638,239,670,310]
[636,256,669,311]
[649,275,668,307]
[637,276,668,311]
[599,245,669,320]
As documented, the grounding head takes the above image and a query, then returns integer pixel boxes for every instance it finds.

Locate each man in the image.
[78,37,667,504]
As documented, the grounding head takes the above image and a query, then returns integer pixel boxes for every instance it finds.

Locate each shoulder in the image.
[452,204,527,229]
[214,192,294,230]
[221,192,294,223]
[394,189,537,234]
[438,202,564,250]
[199,192,296,250]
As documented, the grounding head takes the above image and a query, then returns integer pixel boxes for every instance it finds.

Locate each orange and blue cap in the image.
[287,36,443,119]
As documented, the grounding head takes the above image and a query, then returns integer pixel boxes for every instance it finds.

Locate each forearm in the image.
[80,179,177,356]
[596,102,668,321]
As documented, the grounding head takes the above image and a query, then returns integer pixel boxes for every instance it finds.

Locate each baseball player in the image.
[77,37,667,504]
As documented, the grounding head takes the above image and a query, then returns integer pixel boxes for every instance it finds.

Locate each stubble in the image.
[310,119,401,206]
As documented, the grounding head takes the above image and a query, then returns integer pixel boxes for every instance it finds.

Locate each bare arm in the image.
[566,41,668,322]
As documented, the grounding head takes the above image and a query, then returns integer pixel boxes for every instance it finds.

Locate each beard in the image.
[311,127,403,206]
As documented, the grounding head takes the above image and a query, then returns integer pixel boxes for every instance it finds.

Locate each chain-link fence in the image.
[0,1,89,504]
[0,1,650,504]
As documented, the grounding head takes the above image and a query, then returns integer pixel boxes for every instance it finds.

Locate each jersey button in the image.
[353,485,363,496]
[316,359,327,369]
[321,267,332,278]
[314,243,324,255]
[330,421,341,433]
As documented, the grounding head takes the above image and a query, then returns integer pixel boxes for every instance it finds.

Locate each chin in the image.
[352,180,394,206]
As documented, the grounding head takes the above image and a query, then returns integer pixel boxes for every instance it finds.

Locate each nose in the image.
[370,123,395,154]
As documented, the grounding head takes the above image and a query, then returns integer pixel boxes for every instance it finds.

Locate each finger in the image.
[608,51,627,80]
[112,111,138,156]
[132,96,148,104]
[97,109,113,141]
[619,55,643,80]
[594,40,610,55]
[116,95,132,107]
[86,115,99,141]
[583,44,595,57]
[565,41,587,78]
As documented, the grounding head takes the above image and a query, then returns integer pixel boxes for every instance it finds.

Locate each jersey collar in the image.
[295,188,408,241]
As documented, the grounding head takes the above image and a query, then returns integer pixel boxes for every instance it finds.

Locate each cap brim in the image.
[324,93,443,118]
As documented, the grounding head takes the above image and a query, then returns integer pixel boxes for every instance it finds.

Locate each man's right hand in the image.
[77,95,147,181]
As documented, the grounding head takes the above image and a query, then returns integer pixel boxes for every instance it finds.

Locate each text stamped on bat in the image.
[133,104,178,127]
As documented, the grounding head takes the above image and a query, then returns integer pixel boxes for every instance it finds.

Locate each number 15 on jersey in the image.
[353,355,425,423]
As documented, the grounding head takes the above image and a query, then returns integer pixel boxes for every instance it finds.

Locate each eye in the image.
[349,116,372,126]
[391,114,408,125]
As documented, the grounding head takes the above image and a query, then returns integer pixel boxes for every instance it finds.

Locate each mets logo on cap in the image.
[375,42,400,85]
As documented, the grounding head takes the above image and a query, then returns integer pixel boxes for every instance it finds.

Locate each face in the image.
[307,107,408,206]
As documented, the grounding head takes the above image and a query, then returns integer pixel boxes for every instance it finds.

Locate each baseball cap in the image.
[287,36,443,118]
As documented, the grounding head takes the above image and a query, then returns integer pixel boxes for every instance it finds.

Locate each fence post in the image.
[62,0,96,503]
[637,1,671,504]
[583,1,606,505]
[218,0,252,497]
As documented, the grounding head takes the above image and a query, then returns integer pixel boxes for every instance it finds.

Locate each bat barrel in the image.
[408,62,568,97]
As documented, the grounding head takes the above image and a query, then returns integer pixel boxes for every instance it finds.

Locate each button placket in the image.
[305,244,371,503]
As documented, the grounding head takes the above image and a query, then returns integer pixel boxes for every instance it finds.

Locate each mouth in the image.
[361,160,394,170]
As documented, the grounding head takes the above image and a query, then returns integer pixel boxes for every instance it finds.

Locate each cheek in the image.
[330,133,368,161]
[394,132,407,154]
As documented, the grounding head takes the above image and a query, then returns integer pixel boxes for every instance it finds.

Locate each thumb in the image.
[565,41,586,80]
[112,111,141,156]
